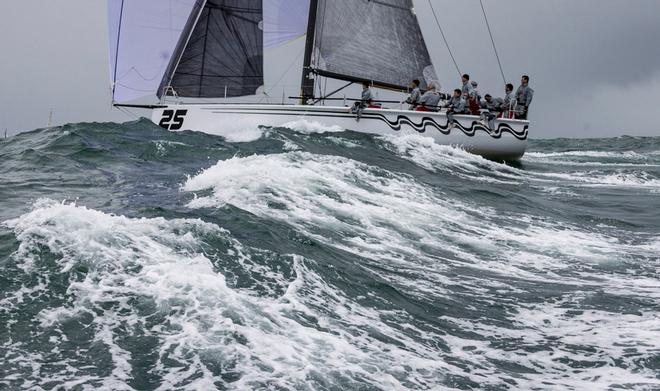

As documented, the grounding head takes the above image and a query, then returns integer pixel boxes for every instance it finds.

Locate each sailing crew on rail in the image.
[468,80,481,115]
[445,89,467,128]
[361,81,375,105]
[416,82,441,111]
[502,83,515,118]
[461,74,473,96]
[351,81,375,121]
[515,75,534,120]
[406,79,422,110]
[480,93,501,127]
[481,94,503,113]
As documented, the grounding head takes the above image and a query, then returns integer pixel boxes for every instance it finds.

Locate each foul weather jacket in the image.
[419,91,441,109]
[445,96,466,113]
[362,88,375,104]
[406,87,421,109]
[515,84,534,108]
[461,81,473,97]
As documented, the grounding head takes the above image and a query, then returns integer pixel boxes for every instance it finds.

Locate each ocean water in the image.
[0,119,658,390]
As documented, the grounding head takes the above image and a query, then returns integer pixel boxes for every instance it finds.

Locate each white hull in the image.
[150,104,529,160]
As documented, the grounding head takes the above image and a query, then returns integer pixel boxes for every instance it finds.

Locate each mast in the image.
[299,0,319,105]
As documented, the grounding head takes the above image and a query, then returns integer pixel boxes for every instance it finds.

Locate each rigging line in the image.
[479,0,507,84]
[112,0,125,103]
[427,0,461,77]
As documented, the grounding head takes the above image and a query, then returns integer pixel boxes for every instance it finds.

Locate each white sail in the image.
[264,0,310,49]
[107,0,196,102]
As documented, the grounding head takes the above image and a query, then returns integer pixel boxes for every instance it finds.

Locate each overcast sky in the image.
[1,0,659,138]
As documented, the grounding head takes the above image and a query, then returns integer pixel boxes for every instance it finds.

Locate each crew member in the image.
[502,83,515,118]
[468,80,481,115]
[481,94,503,112]
[417,82,441,111]
[445,88,466,128]
[406,79,422,110]
[352,81,375,121]
[480,93,502,127]
[361,81,375,105]
[461,74,473,96]
[515,75,534,120]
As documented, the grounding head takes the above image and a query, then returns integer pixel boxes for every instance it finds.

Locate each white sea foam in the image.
[281,139,302,151]
[4,200,468,390]
[182,151,656,284]
[441,301,660,390]
[181,151,660,388]
[534,169,660,190]
[526,150,651,160]
[377,134,660,190]
[182,152,468,271]
[222,126,265,143]
[376,133,523,184]
[280,119,345,134]
[326,136,361,148]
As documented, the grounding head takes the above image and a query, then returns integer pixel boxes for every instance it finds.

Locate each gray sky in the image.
[1,0,659,138]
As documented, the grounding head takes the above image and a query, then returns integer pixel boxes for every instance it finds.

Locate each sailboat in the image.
[108,0,528,160]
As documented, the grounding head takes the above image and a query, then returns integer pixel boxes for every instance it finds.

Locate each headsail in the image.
[159,0,264,99]
[107,0,196,103]
[310,0,437,91]
[109,0,309,102]
[264,0,310,49]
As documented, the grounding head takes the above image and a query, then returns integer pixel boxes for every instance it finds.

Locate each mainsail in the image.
[310,0,436,91]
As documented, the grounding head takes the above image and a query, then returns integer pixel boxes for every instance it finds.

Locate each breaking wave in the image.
[1,121,659,390]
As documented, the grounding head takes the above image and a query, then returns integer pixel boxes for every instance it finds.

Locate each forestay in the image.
[311,0,437,90]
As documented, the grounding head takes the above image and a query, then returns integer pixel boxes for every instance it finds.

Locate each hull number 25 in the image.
[159,109,188,130]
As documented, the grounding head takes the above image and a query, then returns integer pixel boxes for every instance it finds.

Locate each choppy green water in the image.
[1,120,659,390]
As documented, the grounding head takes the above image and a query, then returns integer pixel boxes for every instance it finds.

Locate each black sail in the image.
[159,0,263,98]
[312,0,436,90]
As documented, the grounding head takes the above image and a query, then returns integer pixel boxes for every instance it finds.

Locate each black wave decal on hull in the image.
[201,106,529,141]
[360,113,528,140]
